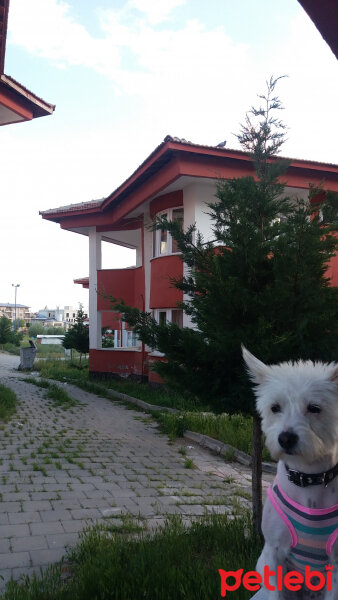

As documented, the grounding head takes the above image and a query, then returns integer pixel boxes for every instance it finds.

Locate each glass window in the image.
[172,309,183,328]
[159,311,167,325]
[153,207,184,257]
[160,213,168,254]
[171,208,183,253]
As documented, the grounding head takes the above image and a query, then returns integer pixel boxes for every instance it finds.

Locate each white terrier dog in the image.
[242,347,337,600]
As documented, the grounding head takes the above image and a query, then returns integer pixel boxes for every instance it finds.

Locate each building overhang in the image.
[0,1,55,125]
[40,136,338,232]
[0,74,55,125]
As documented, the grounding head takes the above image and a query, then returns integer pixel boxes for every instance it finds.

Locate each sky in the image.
[0,0,337,314]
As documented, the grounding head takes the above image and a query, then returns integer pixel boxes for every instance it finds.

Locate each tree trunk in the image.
[252,412,263,541]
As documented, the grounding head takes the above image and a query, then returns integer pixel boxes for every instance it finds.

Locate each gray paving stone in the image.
[0,524,30,537]
[39,509,72,522]
[0,551,31,569]
[11,535,48,552]
[29,547,66,566]
[0,513,9,525]
[46,532,79,549]
[22,501,53,512]
[30,521,65,535]
[62,519,89,533]
[0,538,11,553]
[8,511,42,525]
[0,501,21,513]
[70,508,101,520]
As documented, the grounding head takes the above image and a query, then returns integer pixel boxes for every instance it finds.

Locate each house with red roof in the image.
[40,136,338,382]
[0,0,54,126]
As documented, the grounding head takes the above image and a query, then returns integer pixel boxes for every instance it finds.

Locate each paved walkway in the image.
[0,352,273,588]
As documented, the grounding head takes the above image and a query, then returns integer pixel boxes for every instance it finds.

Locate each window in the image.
[153,207,184,257]
[159,311,167,325]
[153,308,183,328]
[112,322,139,348]
[172,309,183,328]
[171,208,183,253]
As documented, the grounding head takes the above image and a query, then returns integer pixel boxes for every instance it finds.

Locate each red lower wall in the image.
[147,355,166,384]
[90,349,147,378]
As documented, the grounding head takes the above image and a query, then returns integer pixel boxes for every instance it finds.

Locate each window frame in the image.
[152,206,184,258]
[153,308,183,329]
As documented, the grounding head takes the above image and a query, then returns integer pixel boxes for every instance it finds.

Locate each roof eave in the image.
[0,74,55,117]
[40,137,338,223]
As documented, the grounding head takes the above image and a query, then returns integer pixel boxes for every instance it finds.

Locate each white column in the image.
[89,228,102,349]
[143,213,153,312]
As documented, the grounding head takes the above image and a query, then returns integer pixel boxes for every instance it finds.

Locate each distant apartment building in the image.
[0,303,31,324]
[32,306,86,329]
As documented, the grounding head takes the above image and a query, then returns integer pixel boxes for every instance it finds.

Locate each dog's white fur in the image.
[242,347,338,600]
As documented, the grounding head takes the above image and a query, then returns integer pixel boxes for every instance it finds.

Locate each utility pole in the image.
[12,283,20,333]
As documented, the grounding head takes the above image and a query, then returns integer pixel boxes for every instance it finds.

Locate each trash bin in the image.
[18,341,37,370]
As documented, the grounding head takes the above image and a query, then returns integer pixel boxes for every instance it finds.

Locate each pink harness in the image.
[267,479,338,572]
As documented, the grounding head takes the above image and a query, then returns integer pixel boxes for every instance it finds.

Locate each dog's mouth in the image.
[283,448,298,456]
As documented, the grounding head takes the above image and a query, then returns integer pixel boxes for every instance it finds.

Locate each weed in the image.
[0,384,17,421]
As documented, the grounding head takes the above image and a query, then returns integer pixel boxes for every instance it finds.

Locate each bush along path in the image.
[0,370,274,593]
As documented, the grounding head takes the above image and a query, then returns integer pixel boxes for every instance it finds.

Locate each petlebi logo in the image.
[218,564,333,596]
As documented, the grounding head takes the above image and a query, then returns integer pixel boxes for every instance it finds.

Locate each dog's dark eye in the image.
[271,404,281,414]
[307,404,321,414]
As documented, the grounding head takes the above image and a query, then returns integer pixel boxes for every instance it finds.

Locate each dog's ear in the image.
[242,345,269,384]
[329,366,338,387]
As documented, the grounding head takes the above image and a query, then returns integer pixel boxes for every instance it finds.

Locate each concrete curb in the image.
[183,431,276,474]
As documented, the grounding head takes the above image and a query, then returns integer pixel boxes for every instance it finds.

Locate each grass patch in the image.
[2,513,261,600]
[25,377,77,409]
[33,360,201,411]
[156,412,271,461]
[0,384,17,421]
[35,344,66,357]
[0,343,20,355]
[45,383,78,408]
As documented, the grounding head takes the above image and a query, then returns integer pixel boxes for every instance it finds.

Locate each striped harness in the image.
[267,479,338,572]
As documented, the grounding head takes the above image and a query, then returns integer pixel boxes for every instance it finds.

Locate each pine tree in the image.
[109,77,338,536]
[62,304,89,364]
[0,316,13,344]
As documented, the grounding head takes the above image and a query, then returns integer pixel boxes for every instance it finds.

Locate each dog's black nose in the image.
[278,431,299,452]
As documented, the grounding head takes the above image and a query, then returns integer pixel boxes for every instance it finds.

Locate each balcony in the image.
[97,267,144,311]
[149,255,183,309]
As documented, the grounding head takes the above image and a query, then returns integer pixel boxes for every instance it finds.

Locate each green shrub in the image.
[0,384,17,421]
[0,342,20,355]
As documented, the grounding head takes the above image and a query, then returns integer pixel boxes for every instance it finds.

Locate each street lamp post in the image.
[12,284,20,333]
